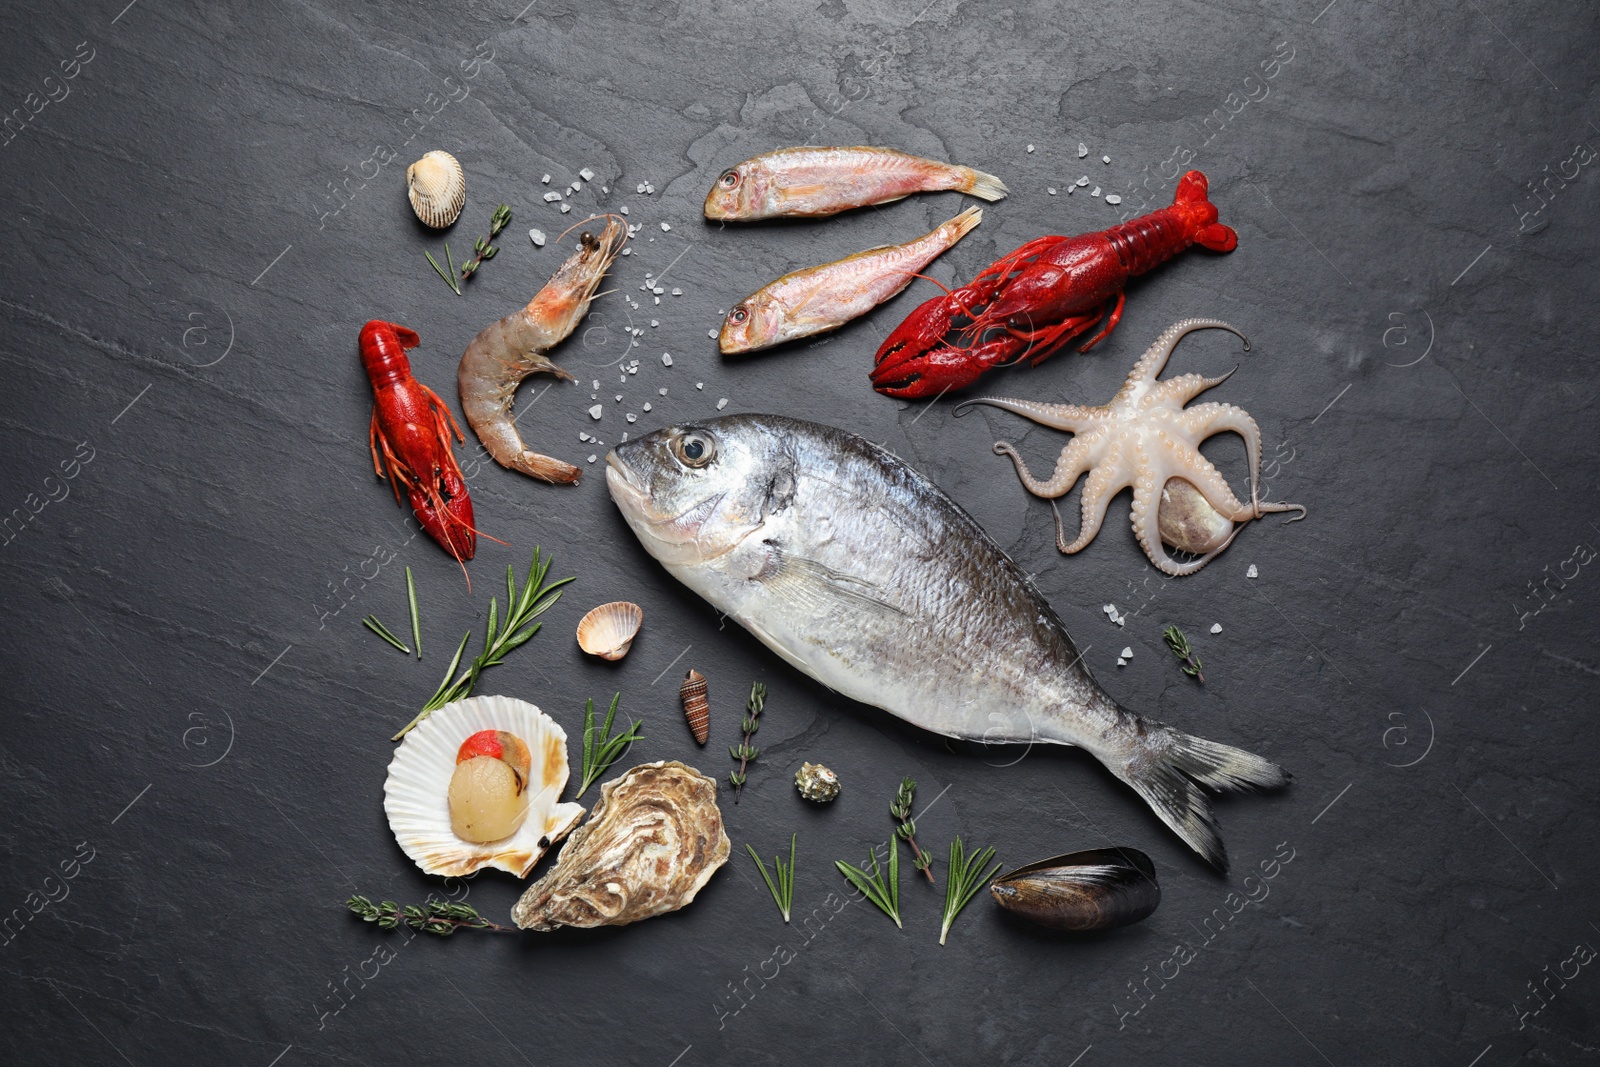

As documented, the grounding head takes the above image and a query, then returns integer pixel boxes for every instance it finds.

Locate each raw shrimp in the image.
[458,215,628,484]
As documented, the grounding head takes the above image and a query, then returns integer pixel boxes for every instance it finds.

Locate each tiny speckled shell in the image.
[794,761,840,803]
[406,150,466,228]
[576,601,643,661]
[384,695,584,878]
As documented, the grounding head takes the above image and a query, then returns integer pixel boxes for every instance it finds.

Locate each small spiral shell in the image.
[679,669,709,745]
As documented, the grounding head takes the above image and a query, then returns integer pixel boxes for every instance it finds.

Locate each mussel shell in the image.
[989,847,1159,932]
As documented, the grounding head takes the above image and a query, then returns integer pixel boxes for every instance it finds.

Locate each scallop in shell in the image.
[384,695,584,878]
[512,760,729,931]
[576,601,643,661]
[989,847,1160,932]
[406,150,466,228]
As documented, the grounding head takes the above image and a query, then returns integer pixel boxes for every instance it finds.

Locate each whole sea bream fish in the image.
[704,146,1008,220]
[607,415,1287,870]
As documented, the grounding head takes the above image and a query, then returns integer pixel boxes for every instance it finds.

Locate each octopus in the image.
[956,318,1304,576]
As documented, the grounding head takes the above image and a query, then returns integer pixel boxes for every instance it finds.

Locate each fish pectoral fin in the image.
[756,544,908,621]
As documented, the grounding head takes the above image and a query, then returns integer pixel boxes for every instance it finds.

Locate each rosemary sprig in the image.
[939,837,1001,946]
[728,681,765,802]
[346,895,512,935]
[460,204,512,281]
[405,566,421,660]
[746,833,796,923]
[1162,624,1205,684]
[425,244,462,296]
[891,777,936,883]
[362,614,411,655]
[579,692,644,798]
[835,841,901,928]
[393,548,574,739]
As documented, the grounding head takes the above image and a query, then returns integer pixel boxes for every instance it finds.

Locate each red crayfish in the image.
[871,170,1238,398]
[360,320,477,565]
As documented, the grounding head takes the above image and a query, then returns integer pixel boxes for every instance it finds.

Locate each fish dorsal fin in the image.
[757,541,907,621]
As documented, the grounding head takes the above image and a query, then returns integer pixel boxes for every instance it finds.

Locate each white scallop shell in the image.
[384,695,585,878]
[576,601,643,661]
[406,150,466,228]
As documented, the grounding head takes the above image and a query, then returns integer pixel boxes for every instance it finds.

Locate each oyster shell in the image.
[384,695,585,878]
[989,847,1160,932]
[576,601,643,661]
[512,760,729,931]
[794,761,840,803]
[406,150,466,228]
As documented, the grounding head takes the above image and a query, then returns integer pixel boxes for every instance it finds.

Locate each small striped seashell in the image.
[680,669,709,744]
[406,150,466,228]
[576,601,643,661]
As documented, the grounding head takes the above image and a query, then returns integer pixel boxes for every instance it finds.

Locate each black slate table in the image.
[2,2,1596,1064]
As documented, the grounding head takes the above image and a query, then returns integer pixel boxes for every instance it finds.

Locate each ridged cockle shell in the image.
[576,601,643,661]
[406,150,466,228]
[512,760,729,932]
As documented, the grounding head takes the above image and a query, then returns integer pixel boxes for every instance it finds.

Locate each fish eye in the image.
[673,431,716,468]
[718,169,740,188]
[729,306,749,324]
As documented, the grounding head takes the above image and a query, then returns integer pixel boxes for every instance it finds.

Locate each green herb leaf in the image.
[362,614,412,655]
[746,833,796,923]
[938,836,1001,946]
[835,841,901,928]
[578,692,643,797]
[405,566,422,660]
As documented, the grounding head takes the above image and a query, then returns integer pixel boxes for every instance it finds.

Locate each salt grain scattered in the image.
[1091,187,1101,197]
[588,405,603,420]
[1026,143,1035,153]
[1116,657,1127,667]
[592,380,601,390]
[626,413,637,423]
[543,191,562,202]
[569,183,580,194]
[636,183,647,193]
[707,329,717,338]
[716,398,728,410]
[529,228,546,246]
[642,402,652,411]
[662,353,673,366]
[587,454,597,463]
[560,203,572,213]
[615,394,623,402]
[1102,155,1111,164]
[1210,623,1222,634]
[579,167,596,181]
[1076,176,1089,186]
[1048,187,1057,195]
[1121,647,1133,659]
[651,319,659,327]
[541,174,551,184]
[578,432,589,441]
[696,382,704,390]
[660,222,672,231]
[1077,143,1088,158]
[671,288,682,296]
[621,248,633,255]
[1246,564,1259,578]
[620,206,629,215]
[654,296,660,304]
[658,387,668,395]
[1105,194,1122,205]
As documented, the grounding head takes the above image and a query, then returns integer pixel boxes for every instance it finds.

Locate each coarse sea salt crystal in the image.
[654,296,660,304]
[1078,143,1088,158]
[642,402,652,411]
[1102,155,1111,164]
[588,405,603,419]
[1116,657,1127,667]
[672,287,682,296]
[1246,564,1259,578]
[636,183,647,193]
[579,167,595,181]
[578,431,589,441]
[615,394,623,402]
[716,398,728,410]
[708,329,717,338]
[1105,194,1122,205]
[1077,176,1089,186]
[592,380,601,390]
[1102,604,1115,614]
[541,174,551,184]
[662,353,673,366]
[560,203,572,213]
[696,382,704,389]
[621,206,629,215]
[660,222,671,231]
[626,413,637,423]
[1121,647,1133,659]
[587,454,597,463]
[658,387,667,395]
[651,319,659,327]
[1048,187,1057,195]
[1026,143,1035,153]
[529,228,546,246]
[1091,187,1101,197]
[543,191,562,202]
[621,248,632,255]
[1210,623,1223,634]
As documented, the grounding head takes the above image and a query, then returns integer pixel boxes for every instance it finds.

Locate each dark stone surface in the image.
[1,1,1595,1064]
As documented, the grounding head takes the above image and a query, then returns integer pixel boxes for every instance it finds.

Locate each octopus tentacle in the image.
[1162,437,1254,521]
[956,396,1103,433]
[1132,466,1245,576]
[1060,457,1130,554]
[993,432,1099,498]
[1150,366,1237,409]
[1126,318,1248,390]
[1173,401,1266,510]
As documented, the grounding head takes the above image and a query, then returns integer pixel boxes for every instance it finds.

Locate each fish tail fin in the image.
[958,165,1009,202]
[1114,724,1288,872]
[945,204,984,241]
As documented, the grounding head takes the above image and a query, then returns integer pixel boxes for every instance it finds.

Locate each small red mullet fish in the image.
[704,146,1007,221]
[719,206,983,355]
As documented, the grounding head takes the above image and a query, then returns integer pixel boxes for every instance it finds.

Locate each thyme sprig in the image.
[891,777,936,883]
[460,204,512,281]
[425,242,462,296]
[835,841,901,928]
[939,837,1001,946]
[746,833,797,923]
[393,548,574,739]
[346,895,512,935]
[405,566,421,660]
[728,681,765,802]
[1162,624,1205,684]
[579,692,644,798]
[362,614,411,655]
